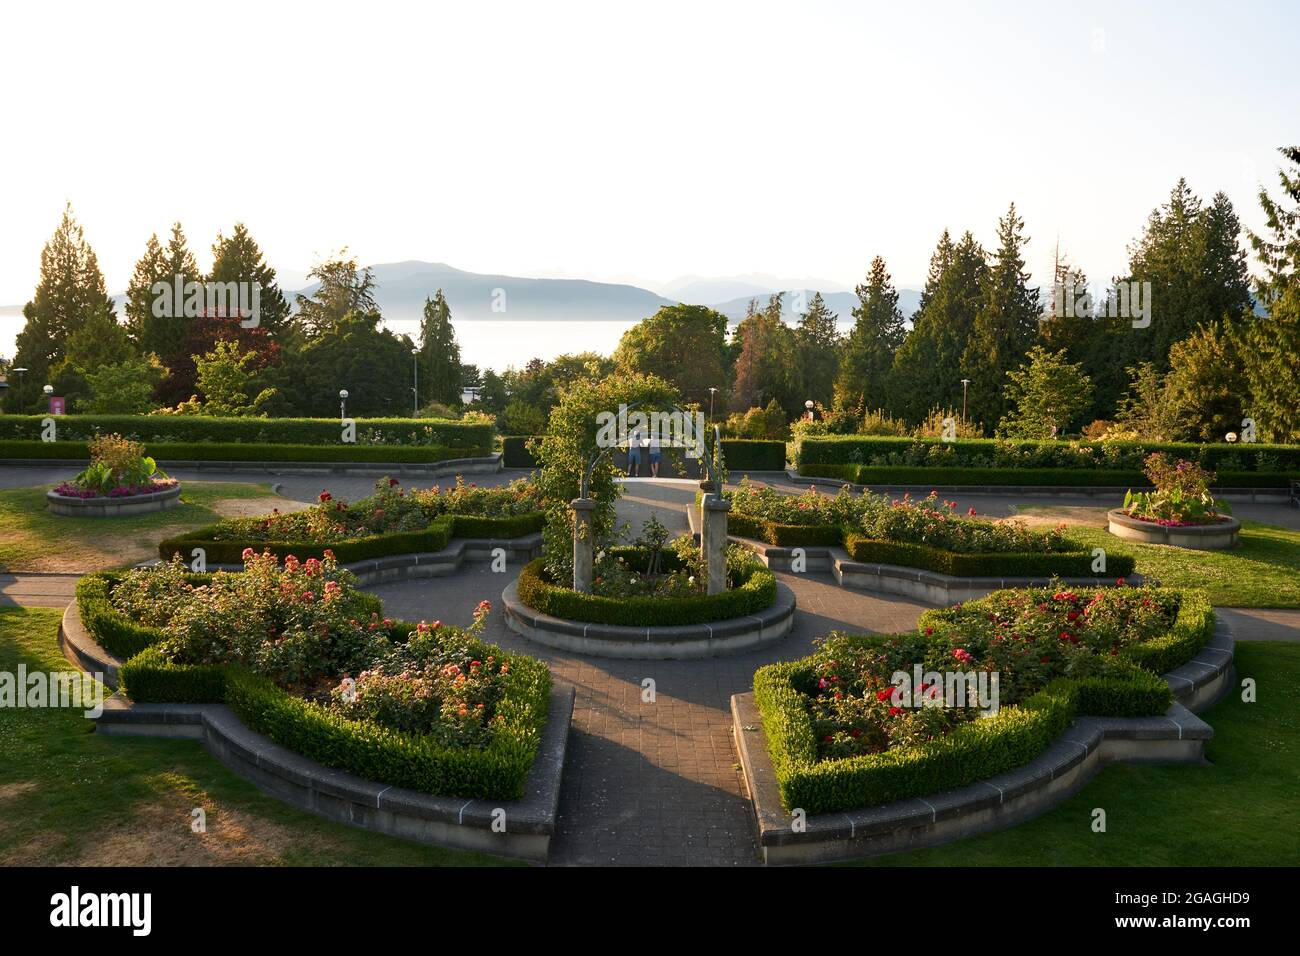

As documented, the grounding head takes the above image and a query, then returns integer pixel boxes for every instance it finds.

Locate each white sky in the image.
[0,0,1296,305]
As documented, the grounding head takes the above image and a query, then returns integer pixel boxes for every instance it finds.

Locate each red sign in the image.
[48,396,65,416]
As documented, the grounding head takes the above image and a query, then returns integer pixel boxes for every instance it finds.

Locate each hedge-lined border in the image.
[501,436,541,469]
[720,440,786,472]
[797,434,1300,473]
[752,588,1214,816]
[0,414,491,449]
[722,505,1131,579]
[78,576,551,801]
[0,439,488,464]
[514,556,777,627]
[798,462,1296,489]
[158,511,546,564]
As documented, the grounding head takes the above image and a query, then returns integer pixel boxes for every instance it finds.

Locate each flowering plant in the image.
[803,582,1179,760]
[58,433,176,499]
[859,491,1073,554]
[1122,453,1231,525]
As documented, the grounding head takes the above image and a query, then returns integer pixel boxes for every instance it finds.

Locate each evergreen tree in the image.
[997,345,1093,439]
[1246,145,1300,303]
[731,293,802,417]
[293,253,378,338]
[1242,285,1300,443]
[125,222,201,364]
[417,289,464,406]
[209,223,291,334]
[890,231,986,423]
[276,311,414,417]
[1164,321,1248,442]
[834,256,906,413]
[794,291,841,410]
[7,203,116,411]
[961,204,1039,430]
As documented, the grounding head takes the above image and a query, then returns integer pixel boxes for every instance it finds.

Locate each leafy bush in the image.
[859,491,1072,554]
[798,463,1294,488]
[754,585,1212,814]
[4,440,485,464]
[843,535,1135,578]
[719,439,786,471]
[501,436,541,468]
[53,433,175,499]
[1122,452,1232,525]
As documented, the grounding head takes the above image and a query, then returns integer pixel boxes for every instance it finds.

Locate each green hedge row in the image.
[515,557,777,627]
[797,435,1300,474]
[754,589,1211,814]
[0,414,491,448]
[798,462,1295,489]
[501,436,541,469]
[158,512,544,565]
[0,439,488,464]
[82,577,552,800]
[843,534,1137,578]
[726,512,845,547]
[721,439,786,472]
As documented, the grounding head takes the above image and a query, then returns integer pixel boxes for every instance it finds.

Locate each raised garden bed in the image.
[738,585,1227,864]
[47,482,181,517]
[1107,509,1241,550]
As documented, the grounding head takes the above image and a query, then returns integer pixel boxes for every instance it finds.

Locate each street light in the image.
[804,399,815,422]
[339,388,349,419]
[960,379,971,424]
[708,387,717,424]
[411,348,419,417]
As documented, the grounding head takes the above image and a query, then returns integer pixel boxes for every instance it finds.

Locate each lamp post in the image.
[10,367,26,408]
[411,347,419,417]
[960,379,971,425]
[804,399,815,422]
[708,387,717,425]
[339,388,349,420]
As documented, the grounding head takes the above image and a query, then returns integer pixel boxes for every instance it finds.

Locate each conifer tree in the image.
[794,291,840,410]
[1246,145,1300,304]
[125,222,201,363]
[417,289,464,407]
[834,256,906,413]
[209,222,290,334]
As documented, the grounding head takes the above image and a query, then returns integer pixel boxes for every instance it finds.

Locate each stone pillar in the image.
[571,498,596,594]
[702,493,730,595]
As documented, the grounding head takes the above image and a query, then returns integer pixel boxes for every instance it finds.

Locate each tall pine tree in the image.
[961,204,1039,431]
[209,223,291,335]
[7,203,117,411]
[794,291,841,410]
[417,289,464,407]
[1246,145,1300,304]
[834,256,906,413]
[125,222,201,364]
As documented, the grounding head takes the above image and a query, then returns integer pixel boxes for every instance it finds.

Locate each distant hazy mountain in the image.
[293,261,674,321]
[706,288,923,325]
[662,273,851,304]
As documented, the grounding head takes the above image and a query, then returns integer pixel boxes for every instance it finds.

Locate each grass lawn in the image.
[0,482,279,572]
[0,606,516,866]
[1023,515,1300,608]
[851,640,1300,866]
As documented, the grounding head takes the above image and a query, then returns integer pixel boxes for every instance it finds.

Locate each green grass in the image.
[0,606,516,866]
[0,482,275,572]
[1045,521,1300,608]
[849,640,1300,866]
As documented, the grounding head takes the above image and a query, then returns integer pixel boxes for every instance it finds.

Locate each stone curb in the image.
[91,683,574,863]
[1107,509,1242,551]
[500,578,797,660]
[786,470,1291,503]
[733,618,1235,865]
[46,483,182,517]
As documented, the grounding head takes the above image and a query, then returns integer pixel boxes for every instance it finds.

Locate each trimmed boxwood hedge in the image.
[0,439,487,464]
[726,511,844,547]
[0,414,491,449]
[515,556,777,627]
[842,534,1137,578]
[754,588,1214,814]
[797,434,1300,474]
[720,439,786,472]
[81,577,551,800]
[798,462,1295,489]
[157,511,545,564]
[501,436,542,469]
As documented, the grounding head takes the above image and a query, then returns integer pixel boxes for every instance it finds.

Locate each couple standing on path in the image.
[626,424,662,478]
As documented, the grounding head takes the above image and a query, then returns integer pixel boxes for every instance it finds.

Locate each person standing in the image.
[648,428,662,477]
[627,424,643,477]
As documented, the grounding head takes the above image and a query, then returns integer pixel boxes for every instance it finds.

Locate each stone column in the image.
[571,498,596,593]
[701,493,730,595]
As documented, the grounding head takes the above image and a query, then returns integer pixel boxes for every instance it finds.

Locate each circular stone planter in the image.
[1106,508,1240,550]
[502,579,796,659]
[46,483,182,518]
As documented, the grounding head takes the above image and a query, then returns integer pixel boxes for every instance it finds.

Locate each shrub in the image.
[843,535,1135,578]
[2,440,485,464]
[1122,452,1232,525]
[720,439,786,471]
[501,436,542,469]
[53,433,175,499]
[798,463,1295,489]
[754,585,1210,814]
[515,555,777,626]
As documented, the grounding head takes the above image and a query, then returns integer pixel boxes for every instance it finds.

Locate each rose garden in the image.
[0,387,1296,866]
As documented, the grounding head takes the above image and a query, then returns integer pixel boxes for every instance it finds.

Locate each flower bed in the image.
[753,584,1214,815]
[720,482,1128,576]
[80,554,551,799]
[515,546,777,627]
[159,476,546,564]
